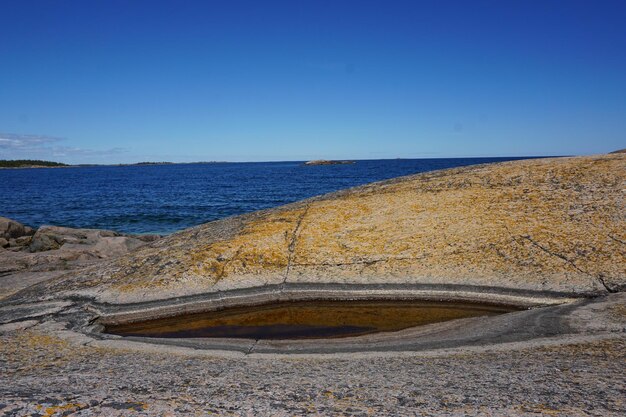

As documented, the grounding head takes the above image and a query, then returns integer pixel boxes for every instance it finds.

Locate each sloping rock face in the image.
[25,153,625,304]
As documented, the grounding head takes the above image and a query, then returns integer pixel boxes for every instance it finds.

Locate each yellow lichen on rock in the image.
[187,207,304,280]
[104,208,306,296]
[31,154,625,303]
[288,155,625,293]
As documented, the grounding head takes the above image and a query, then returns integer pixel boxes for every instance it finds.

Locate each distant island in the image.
[0,160,229,169]
[130,161,175,166]
[101,161,229,167]
[0,159,69,168]
[303,160,355,166]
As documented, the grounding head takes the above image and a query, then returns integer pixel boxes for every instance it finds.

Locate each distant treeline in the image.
[0,160,230,168]
[0,159,69,168]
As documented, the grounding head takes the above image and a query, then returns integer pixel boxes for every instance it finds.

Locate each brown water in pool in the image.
[105,300,518,340]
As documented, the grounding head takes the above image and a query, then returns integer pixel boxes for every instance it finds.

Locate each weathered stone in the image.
[29,225,114,252]
[0,222,157,298]
[0,154,625,416]
[0,293,625,416]
[0,217,34,240]
[26,153,623,304]
[13,235,32,246]
[135,234,162,242]
[27,225,147,255]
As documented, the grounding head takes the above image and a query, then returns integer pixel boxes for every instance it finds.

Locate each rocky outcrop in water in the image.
[303,159,355,165]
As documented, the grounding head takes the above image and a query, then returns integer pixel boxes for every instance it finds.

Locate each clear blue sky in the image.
[1,0,625,163]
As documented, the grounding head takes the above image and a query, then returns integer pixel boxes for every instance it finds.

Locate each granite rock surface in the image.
[0,293,625,416]
[13,153,623,305]
[0,216,34,241]
[1,154,625,416]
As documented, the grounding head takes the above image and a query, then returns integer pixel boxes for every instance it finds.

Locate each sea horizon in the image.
[0,154,564,168]
[1,156,542,235]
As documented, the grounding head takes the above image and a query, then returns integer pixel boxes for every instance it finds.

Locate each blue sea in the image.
[0,158,534,235]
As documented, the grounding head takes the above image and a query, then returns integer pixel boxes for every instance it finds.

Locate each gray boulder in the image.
[13,236,32,247]
[0,220,162,299]
[0,224,160,278]
[0,217,35,240]
[135,234,162,242]
[29,225,139,254]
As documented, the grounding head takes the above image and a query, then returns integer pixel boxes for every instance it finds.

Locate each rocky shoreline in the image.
[1,153,625,415]
[0,217,160,300]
